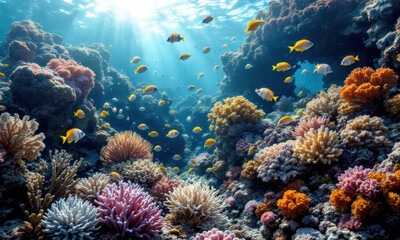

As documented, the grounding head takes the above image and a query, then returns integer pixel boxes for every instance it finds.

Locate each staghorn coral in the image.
[0,112,45,162]
[292,116,329,138]
[293,126,342,165]
[240,160,260,180]
[277,190,310,219]
[351,195,380,220]
[74,173,111,204]
[46,58,95,100]
[384,93,400,120]
[208,96,265,138]
[123,159,163,187]
[164,181,228,230]
[340,67,398,103]
[329,189,353,212]
[190,228,241,240]
[340,115,391,148]
[95,181,164,239]
[150,174,183,201]
[42,196,100,240]
[100,131,153,167]
[304,85,343,119]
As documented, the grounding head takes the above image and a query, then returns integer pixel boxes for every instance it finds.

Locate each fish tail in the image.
[60,136,67,144]
[293,116,296,121]
[313,69,317,73]
[245,29,248,34]
[181,37,185,41]
[178,57,181,60]
[288,46,295,53]
[130,60,133,63]
[74,111,77,117]
[135,70,138,74]
[355,55,359,61]
[272,65,276,71]
[273,96,279,102]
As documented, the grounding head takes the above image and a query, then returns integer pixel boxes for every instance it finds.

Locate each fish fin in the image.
[74,112,77,117]
[293,116,296,121]
[288,46,294,53]
[272,65,276,71]
[68,139,73,144]
[74,140,79,143]
[181,37,185,41]
[274,96,279,102]
[245,29,248,34]
[130,60,133,63]
[355,55,359,61]
[60,136,67,144]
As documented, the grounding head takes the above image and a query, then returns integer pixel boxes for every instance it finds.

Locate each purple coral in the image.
[195,152,210,163]
[244,200,258,212]
[95,181,164,239]
[292,116,329,138]
[235,138,253,153]
[338,214,364,231]
[190,228,240,240]
[261,211,276,225]
[337,166,373,197]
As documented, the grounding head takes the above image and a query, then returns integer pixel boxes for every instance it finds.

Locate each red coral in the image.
[46,59,95,100]
[149,174,183,201]
[340,67,398,103]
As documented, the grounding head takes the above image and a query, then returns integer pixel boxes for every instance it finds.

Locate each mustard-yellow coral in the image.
[0,112,45,162]
[351,195,380,220]
[329,189,353,212]
[304,85,344,119]
[277,190,310,219]
[240,160,260,180]
[381,170,400,193]
[338,102,360,115]
[293,126,342,164]
[384,94,400,120]
[208,96,265,137]
[387,192,400,213]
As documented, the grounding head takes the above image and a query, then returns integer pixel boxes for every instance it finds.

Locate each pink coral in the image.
[358,178,381,199]
[338,214,364,231]
[190,228,239,240]
[149,174,183,201]
[292,116,329,138]
[0,150,5,164]
[226,167,242,179]
[337,166,373,198]
[244,200,258,212]
[195,152,210,164]
[225,197,235,206]
[46,58,95,99]
[261,211,276,225]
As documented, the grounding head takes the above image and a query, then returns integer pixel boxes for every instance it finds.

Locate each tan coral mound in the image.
[123,159,163,186]
[293,126,342,165]
[100,131,153,166]
[340,67,398,104]
[208,96,265,137]
[164,181,228,229]
[340,115,391,148]
[254,142,288,163]
[0,112,45,162]
[305,85,344,119]
[74,173,110,203]
[384,94,400,120]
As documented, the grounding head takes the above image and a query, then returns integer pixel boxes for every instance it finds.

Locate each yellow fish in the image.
[3,64,9,67]
[138,124,148,130]
[158,100,165,107]
[272,62,291,72]
[191,159,197,165]
[160,166,167,174]
[188,85,195,91]
[248,146,255,155]
[100,111,109,117]
[298,91,303,97]
[143,85,158,94]
[284,76,294,83]
[154,145,162,152]
[202,15,214,24]
[206,168,213,173]
[103,102,110,108]
[196,88,203,94]
[280,116,296,125]
[214,65,220,71]
[245,18,265,34]
[165,124,171,128]
[167,33,185,43]
[231,37,236,41]
[184,148,191,154]
[60,128,85,144]
[245,64,253,69]
[288,39,313,53]
[222,44,227,49]
[203,47,211,54]
[0,105,6,111]
[128,94,136,101]
[341,55,359,66]
[0,73,5,78]
[198,73,205,79]
[188,168,194,173]
[178,53,191,61]
[149,131,159,137]
[173,167,180,173]
[130,56,140,64]
[139,107,145,111]
[135,65,148,74]
[166,130,180,138]
[103,123,110,127]
[314,64,333,75]
[329,121,335,126]
[109,44,112,48]
[109,172,119,181]
[74,109,85,119]
[204,138,216,148]
[173,154,182,161]
[193,126,202,133]
[397,54,400,62]
[255,88,279,102]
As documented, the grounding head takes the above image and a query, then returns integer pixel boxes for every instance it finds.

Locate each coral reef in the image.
[340,67,398,103]
[100,131,153,166]
[304,85,343,119]
[95,181,164,239]
[123,159,163,187]
[42,196,100,240]
[150,174,183,201]
[277,190,310,219]
[74,173,110,204]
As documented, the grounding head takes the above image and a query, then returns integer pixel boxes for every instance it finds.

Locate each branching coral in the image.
[74,173,110,204]
[208,96,265,137]
[340,67,398,103]
[95,182,164,239]
[292,116,329,138]
[293,126,342,165]
[240,160,260,180]
[340,115,391,148]
[123,159,163,187]
[150,174,183,201]
[42,196,100,240]
[190,228,240,240]
[329,189,353,212]
[164,181,228,230]
[0,112,45,162]
[304,85,343,119]
[100,131,153,167]
[277,190,310,219]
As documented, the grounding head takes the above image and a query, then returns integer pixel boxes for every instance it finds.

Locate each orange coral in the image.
[387,192,400,213]
[381,170,400,193]
[329,189,353,212]
[240,160,260,180]
[340,67,398,103]
[277,190,310,219]
[351,195,380,220]
[255,203,272,218]
[100,131,153,167]
[368,172,387,183]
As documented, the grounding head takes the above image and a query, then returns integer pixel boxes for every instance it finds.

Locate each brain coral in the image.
[340,67,398,103]
[150,174,183,201]
[165,181,228,230]
[293,126,342,165]
[190,228,240,240]
[340,115,391,148]
[0,112,45,162]
[100,131,153,167]
[123,159,163,187]
[42,196,100,240]
[95,181,164,239]
[208,96,265,137]
[74,173,110,203]
[304,85,343,119]
[277,190,310,219]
